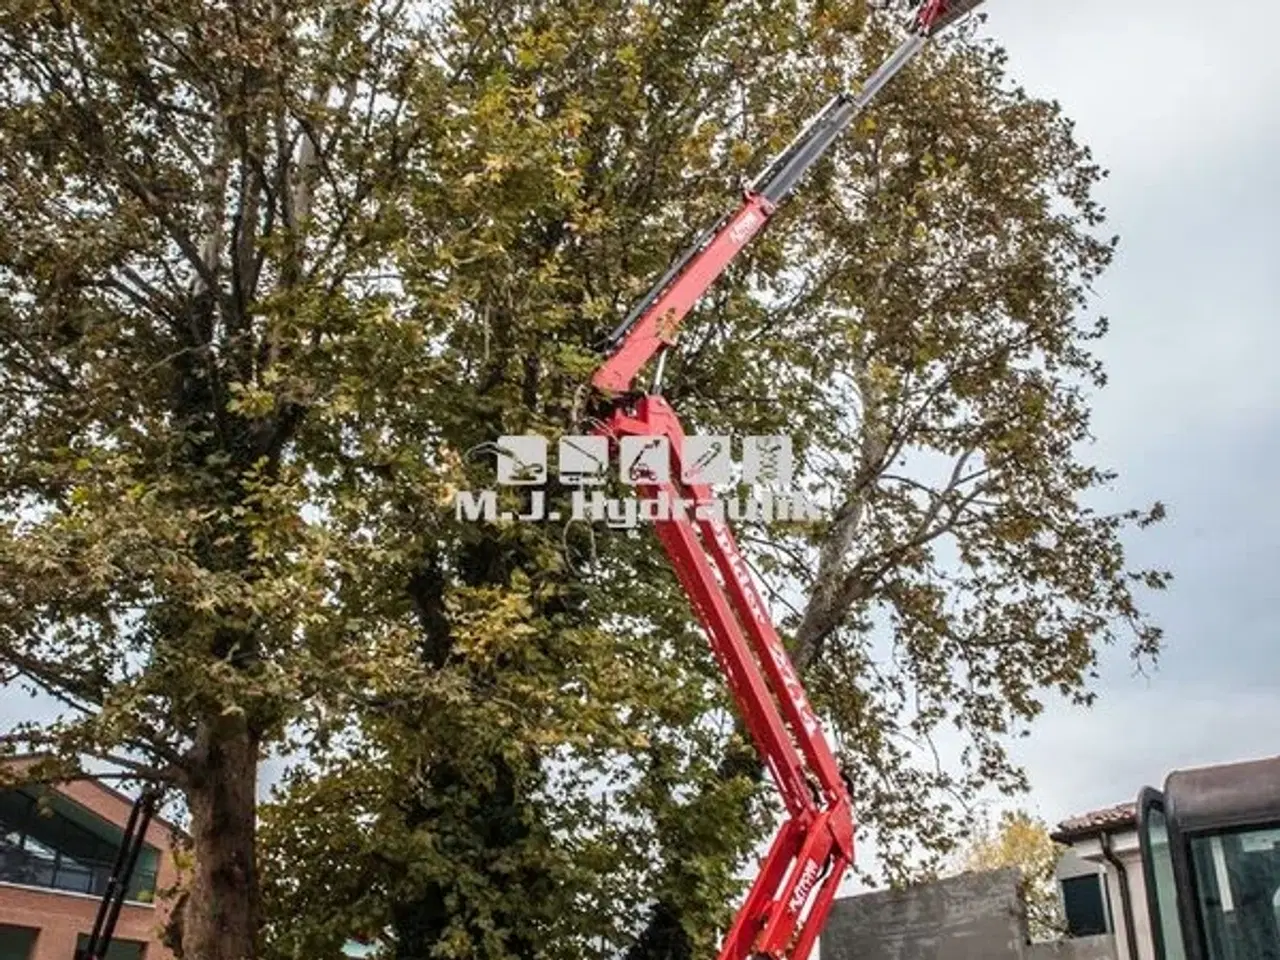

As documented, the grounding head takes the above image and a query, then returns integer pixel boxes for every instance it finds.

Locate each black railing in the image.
[0,839,155,900]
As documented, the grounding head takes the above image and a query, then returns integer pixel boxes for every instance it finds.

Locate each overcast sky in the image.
[822,0,1280,903]
[973,0,1280,826]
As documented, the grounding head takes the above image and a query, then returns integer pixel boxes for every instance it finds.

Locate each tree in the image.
[0,0,1169,958]
[956,809,1067,941]
[263,0,1168,955]
[0,1,439,957]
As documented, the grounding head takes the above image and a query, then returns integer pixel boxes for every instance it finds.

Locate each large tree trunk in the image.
[182,719,261,960]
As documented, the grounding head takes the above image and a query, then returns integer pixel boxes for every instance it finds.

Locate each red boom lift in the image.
[585,2,986,956]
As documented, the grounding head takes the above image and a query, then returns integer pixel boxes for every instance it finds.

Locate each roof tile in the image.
[1052,802,1138,841]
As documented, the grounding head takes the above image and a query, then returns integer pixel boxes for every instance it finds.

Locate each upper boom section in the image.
[590,0,986,397]
[915,0,987,36]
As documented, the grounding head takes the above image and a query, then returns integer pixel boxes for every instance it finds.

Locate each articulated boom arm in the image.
[592,0,984,397]
[585,3,985,956]
[594,397,853,959]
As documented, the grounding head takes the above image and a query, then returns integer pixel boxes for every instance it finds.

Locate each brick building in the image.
[0,760,180,960]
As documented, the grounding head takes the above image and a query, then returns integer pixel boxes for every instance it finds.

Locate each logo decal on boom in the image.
[729,209,762,245]
[789,858,822,914]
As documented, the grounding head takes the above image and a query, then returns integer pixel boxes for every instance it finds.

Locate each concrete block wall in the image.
[820,868,1029,960]
[1027,935,1118,960]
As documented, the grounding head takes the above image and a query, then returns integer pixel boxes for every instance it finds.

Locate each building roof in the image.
[1,754,187,842]
[1051,801,1138,842]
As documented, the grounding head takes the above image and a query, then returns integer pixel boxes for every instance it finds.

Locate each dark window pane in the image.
[55,858,94,895]
[76,935,144,960]
[1062,874,1110,937]
[1191,827,1280,960]
[0,841,33,885]
[0,792,36,837]
[90,864,113,897]
[1142,804,1187,960]
[23,803,116,865]
[125,868,157,902]
[0,925,37,960]
[26,855,55,888]
[0,789,156,900]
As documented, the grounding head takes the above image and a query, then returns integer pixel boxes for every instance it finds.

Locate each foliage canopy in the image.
[957,808,1068,942]
[0,0,1168,957]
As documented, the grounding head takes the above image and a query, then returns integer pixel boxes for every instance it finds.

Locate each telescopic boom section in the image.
[586,3,985,956]
[591,0,984,397]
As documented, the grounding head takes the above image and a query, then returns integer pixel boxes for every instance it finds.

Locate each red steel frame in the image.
[592,0,985,397]
[593,397,853,959]
[584,3,983,956]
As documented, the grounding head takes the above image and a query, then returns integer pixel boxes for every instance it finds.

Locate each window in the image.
[1189,826,1280,960]
[1062,873,1111,937]
[1141,792,1188,960]
[75,935,145,960]
[0,925,37,960]
[0,788,157,901]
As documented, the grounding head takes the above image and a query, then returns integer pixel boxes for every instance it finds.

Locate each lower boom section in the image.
[595,395,856,957]
[719,804,854,959]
